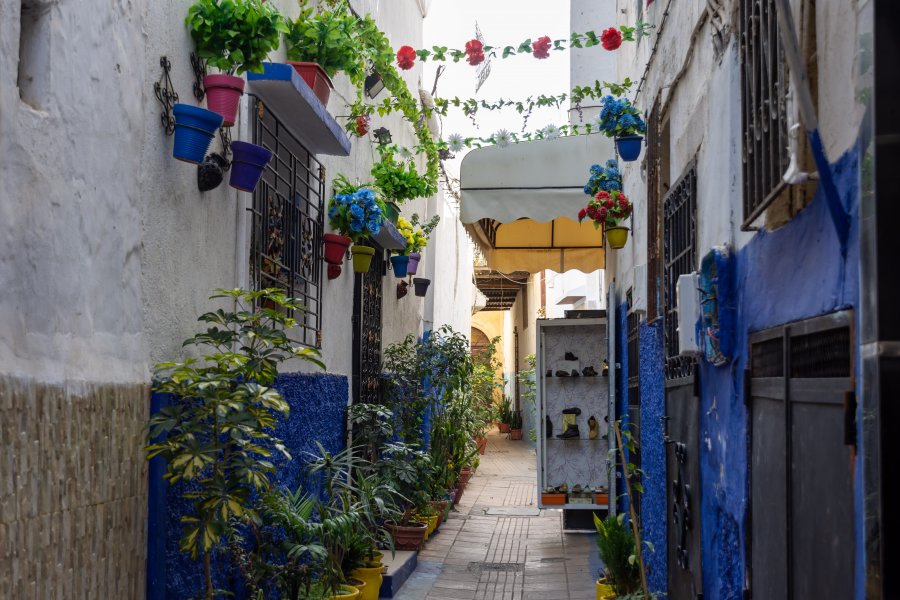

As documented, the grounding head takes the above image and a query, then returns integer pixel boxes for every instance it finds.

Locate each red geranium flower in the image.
[355,115,370,137]
[601,27,623,51]
[397,45,417,70]
[465,39,485,66]
[599,207,608,219]
[578,208,587,221]
[532,36,552,59]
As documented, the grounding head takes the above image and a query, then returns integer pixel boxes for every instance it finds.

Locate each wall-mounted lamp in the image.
[373,127,393,145]
[365,71,385,99]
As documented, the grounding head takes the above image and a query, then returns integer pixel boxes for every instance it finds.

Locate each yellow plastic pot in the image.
[411,515,431,540]
[329,585,360,600]
[364,551,384,567]
[426,514,438,536]
[605,226,629,250]
[595,578,615,600]
[351,245,376,273]
[351,566,384,600]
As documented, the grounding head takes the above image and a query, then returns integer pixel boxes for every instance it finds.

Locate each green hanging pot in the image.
[352,245,376,273]
[605,226,629,249]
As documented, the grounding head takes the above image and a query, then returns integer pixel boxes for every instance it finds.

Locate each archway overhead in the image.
[460,133,612,274]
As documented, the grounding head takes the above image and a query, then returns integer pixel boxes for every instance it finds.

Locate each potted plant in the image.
[172,103,224,164]
[583,159,623,197]
[327,176,386,273]
[597,95,647,161]
[186,0,287,127]
[146,288,325,599]
[578,190,633,250]
[378,443,432,551]
[392,214,439,277]
[509,410,523,440]
[497,396,512,434]
[371,149,437,209]
[283,0,364,105]
[593,513,641,598]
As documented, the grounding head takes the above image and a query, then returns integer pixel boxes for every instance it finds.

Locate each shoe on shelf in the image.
[571,369,580,377]
[562,407,582,415]
[556,424,580,439]
[583,365,598,376]
[588,415,598,440]
[555,370,570,377]
[565,352,579,361]
[546,369,553,377]
[572,484,583,494]
[546,415,553,439]
[602,359,609,377]
[557,483,568,494]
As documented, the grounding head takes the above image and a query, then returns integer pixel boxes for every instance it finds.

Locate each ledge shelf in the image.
[247,62,351,157]
[373,221,406,251]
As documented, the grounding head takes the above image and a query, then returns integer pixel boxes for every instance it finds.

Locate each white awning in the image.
[460,133,615,273]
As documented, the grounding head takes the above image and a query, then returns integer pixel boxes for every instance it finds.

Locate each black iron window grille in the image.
[740,0,791,227]
[353,244,386,405]
[249,97,325,348]
[663,165,697,379]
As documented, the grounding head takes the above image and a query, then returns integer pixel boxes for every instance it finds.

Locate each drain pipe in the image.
[773,0,850,252]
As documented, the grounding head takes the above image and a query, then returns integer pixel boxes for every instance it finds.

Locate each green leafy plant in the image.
[284,0,365,83]
[371,150,436,205]
[186,0,288,75]
[497,396,513,425]
[378,442,433,521]
[327,175,386,242]
[509,410,523,431]
[593,513,641,595]
[146,288,324,599]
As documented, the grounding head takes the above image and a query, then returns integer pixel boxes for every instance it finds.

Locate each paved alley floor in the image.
[393,430,600,600]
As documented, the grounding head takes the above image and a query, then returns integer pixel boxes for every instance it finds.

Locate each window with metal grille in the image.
[740,0,791,226]
[249,97,325,348]
[352,243,385,405]
[663,165,697,379]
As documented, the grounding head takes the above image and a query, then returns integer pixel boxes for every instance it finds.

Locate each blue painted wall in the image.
[698,145,859,599]
[147,372,349,600]
[638,320,666,594]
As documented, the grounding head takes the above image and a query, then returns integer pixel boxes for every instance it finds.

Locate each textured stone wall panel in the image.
[0,376,148,599]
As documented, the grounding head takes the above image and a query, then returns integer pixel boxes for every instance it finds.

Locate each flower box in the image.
[541,492,567,505]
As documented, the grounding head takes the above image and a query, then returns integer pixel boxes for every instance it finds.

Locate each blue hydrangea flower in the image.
[349,204,364,219]
[328,205,339,220]
[350,219,363,233]
[606,159,618,169]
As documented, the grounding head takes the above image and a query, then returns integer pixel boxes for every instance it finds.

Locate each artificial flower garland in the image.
[393,23,652,70]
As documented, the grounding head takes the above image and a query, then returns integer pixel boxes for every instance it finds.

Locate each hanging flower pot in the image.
[172,104,223,164]
[352,245,376,273]
[391,255,410,277]
[203,74,245,127]
[615,135,643,162]
[323,233,352,265]
[286,61,334,105]
[407,252,422,275]
[606,226,630,249]
[413,277,431,297]
[383,202,401,225]
[229,141,272,192]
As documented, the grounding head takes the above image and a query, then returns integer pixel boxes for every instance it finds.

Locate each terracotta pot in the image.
[287,61,334,105]
[203,73,244,127]
[323,233,352,265]
[385,521,427,551]
[431,500,448,530]
[498,423,511,434]
[541,492,566,505]
[475,436,487,455]
[510,429,523,440]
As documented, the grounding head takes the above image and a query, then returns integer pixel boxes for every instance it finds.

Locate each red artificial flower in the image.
[578,208,587,221]
[596,191,610,200]
[601,27,623,51]
[397,45,417,70]
[465,39,485,66]
[599,207,608,219]
[355,115,370,137]
[532,36,552,59]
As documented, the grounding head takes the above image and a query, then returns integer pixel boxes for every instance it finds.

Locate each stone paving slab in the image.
[389,430,603,599]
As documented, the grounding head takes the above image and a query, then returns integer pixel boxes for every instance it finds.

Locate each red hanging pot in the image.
[203,74,245,127]
[323,234,352,265]
[287,61,334,105]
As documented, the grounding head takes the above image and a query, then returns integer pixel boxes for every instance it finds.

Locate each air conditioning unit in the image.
[632,263,647,314]
[676,273,701,355]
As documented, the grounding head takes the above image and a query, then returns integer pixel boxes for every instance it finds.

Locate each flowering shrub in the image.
[328,176,384,242]
[601,27,623,51]
[584,159,622,196]
[354,114,370,137]
[598,96,646,138]
[578,190,632,228]
[396,213,439,255]
[465,39,485,66]
[532,36,551,59]
[396,45,417,70]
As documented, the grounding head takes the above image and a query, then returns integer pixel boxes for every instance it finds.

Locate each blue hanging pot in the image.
[615,135,643,162]
[391,255,410,277]
[172,104,223,164]
[229,141,273,193]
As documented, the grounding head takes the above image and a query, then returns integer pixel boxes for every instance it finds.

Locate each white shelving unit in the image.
[535,315,616,514]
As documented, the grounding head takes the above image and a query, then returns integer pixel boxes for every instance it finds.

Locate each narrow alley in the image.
[396,431,599,600]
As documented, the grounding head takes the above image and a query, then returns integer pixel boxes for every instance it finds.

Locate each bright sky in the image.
[423,0,571,177]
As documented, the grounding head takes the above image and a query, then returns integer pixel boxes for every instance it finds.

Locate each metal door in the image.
[351,245,385,405]
[665,366,703,599]
[748,311,855,599]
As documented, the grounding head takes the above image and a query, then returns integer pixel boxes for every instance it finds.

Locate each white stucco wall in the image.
[1,0,468,383]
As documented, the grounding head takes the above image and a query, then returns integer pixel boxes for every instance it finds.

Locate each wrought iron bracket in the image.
[190,52,206,101]
[153,56,178,135]
[218,127,232,169]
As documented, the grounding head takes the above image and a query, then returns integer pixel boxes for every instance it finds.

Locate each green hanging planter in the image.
[352,245,376,273]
